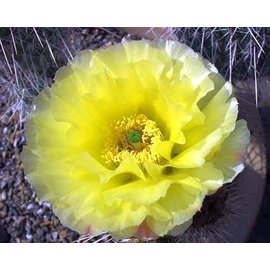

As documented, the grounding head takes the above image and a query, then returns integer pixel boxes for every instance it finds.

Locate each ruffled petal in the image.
[184,162,224,195]
[170,129,222,168]
[103,178,173,205]
[212,120,250,183]
[147,181,205,236]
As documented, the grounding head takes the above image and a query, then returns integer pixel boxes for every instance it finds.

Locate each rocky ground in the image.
[0,89,80,242]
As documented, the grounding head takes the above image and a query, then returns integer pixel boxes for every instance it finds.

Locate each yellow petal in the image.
[184,162,224,195]
[171,128,223,169]
[212,120,250,183]
[170,150,205,168]
[103,178,173,205]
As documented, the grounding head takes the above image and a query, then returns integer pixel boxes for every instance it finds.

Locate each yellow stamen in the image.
[103,114,163,164]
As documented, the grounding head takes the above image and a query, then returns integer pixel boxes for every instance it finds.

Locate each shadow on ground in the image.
[248,106,270,242]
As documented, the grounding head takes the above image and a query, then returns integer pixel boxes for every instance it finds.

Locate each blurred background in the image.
[0,27,269,243]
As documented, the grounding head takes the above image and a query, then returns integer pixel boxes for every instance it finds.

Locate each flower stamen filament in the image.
[103,114,163,164]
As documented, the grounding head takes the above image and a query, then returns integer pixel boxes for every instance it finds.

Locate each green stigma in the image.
[127,130,141,144]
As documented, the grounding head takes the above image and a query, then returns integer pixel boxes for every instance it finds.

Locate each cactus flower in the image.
[21,40,250,240]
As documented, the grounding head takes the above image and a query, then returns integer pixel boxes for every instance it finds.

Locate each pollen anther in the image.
[103,114,163,164]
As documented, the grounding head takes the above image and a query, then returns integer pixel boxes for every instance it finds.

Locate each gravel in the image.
[0,91,79,242]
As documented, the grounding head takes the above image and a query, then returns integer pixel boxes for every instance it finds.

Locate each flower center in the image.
[103,114,163,164]
[127,130,141,144]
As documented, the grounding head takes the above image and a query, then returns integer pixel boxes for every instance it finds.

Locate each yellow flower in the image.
[21,40,250,240]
